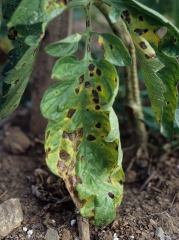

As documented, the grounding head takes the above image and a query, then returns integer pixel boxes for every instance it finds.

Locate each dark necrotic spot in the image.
[88,64,95,71]
[115,145,118,151]
[92,90,99,103]
[108,192,115,199]
[174,38,177,43]
[62,131,68,138]
[87,135,96,141]
[97,85,101,91]
[139,16,143,21]
[14,79,19,85]
[79,74,84,84]
[115,78,117,82]
[86,20,90,27]
[58,160,67,171]
[134,28,148,36]
[60,150,70,161]
[123,10,129,17]
[14,104,17,107]
[167,101,170,105]
[96,68,101,76]
[95,105,100,110]
[46,130,50,139]
[119,180,124,185]
[145,54,157,59]
[90,73,94,77]
[95,122,101,128]
[109,44,113,49]
[67,108,76,118]
[75,88,79,93]
[85,82,91,88]
[122,10,131,24]
[139,41,147,49]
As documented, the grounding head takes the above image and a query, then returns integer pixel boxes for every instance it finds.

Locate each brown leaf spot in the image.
[97,85,101,91]
[139,42,147,49]
[22,63,26,66]
[115,145,118,151]
[96,68,101,76]
[87,135,96,141]
[134,28,148,36]
[89,73,94,77]
[174,38,177,43]
[79,74,84,84]
[139,16,143,21]
[14,79,19,85]
[85,82,91,88]
[145,54,157,59]
[75,88,80,94]
[95,122,101,128]
[62,131,69,138]
[58,160,67,172]
[60,150,70,161]
[109,44,113,49]
[88,64,95,71]
[46,130,50,139]
[95,105,100,110]
[108,192,115,199]
[122,10,131,24]
[67,108,76,118]
[68,160,75,171]
[92,89,99,104]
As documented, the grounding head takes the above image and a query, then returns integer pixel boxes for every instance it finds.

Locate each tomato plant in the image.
[1,0,179,226]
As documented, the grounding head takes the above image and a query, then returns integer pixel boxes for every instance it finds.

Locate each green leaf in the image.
[108,5,120,24]
[41,59,124,226]
[98,33,132,66]
[102,0,179,140]
[45,33,82,57]
[174,109,179,128]
[0,2,49,119]
[51,56,85,80]
[7,0,67,26]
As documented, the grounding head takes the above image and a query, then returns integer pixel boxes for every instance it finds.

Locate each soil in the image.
[0,109,179,240]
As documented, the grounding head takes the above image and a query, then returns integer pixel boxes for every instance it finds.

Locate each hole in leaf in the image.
[157,27,167,39]
[60,150,70,161]
[95,122,101,128]
[67,109,76,118]
[97,85,101,91]
[85,82,91,88]
[108,192,115,199]
[79,75,84,84]
[87,135,96,141]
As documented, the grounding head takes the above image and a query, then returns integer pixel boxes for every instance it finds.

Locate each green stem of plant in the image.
[95,2,148,149]
[84,2,92,60]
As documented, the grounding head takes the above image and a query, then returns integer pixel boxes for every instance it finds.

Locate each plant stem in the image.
[94,3,148,150]
[84,2,92,60]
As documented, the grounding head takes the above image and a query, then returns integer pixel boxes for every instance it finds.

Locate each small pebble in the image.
[135,207,141,212]
[155,227,165,240]
[130,236,134,239]
[70,219,76,226]
[23,227,28,232]
[113,233,119,240]
[45,228,59,240]
[27,229,33,236]
[177,165,179,169]
[165,236,171,240]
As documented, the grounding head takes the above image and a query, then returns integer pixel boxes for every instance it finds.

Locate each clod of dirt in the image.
[0,198,23,238]
[155,227,165,240]
[45,228,59,240]
[125,170,137,183]
[61,228,73,240]
[3,127,31,154]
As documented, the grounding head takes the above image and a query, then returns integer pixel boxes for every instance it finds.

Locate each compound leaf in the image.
[7,0,67,26]
[41,59,124,226]
[103,0,179,140]
[45,33,82,57]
